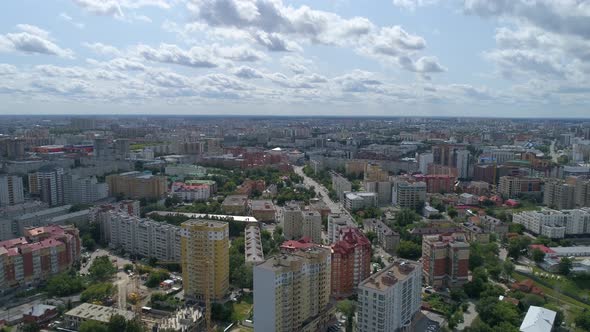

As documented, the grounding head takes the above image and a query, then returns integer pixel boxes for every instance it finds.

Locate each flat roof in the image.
[65,303,135,323]
[360,260,420,291]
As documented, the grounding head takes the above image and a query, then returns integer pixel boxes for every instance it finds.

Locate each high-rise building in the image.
[64,175,108,204]
[327,213,356,243]
[108,211,181,262]
[544,179,575,210]
[422,233,470,289]
[113,139,130,160]
[106,171,167,199]
[455,149,471,179]
[0,175,24,207]
[391,180,426,209]
[364,163,388,182]
[0,225,80,292]
[36,166,65,207]
[331,172,352,201]
[282,204,322,243]
[498,176,542,198]
[418,152,433,174]
[331,227,371,298]
[181,220,229,301]
[254,246,332,332]
[513,208,590,239]
[344,192,377,211]
[70,117,96,130]
[364,181,392,207]
[473,164,497,184]
[569,177,590,207]
[357,260,422,332]
[93,137,111,159]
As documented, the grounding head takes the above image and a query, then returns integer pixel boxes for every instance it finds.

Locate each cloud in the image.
[83,42,121,56]
[136,43,219,68]
[280,55,313,74]
[363,26,426,57]
[214,44,267,61]
[0,64,17,75]
[252,31,301,52]
[0,25,74,58]
[464,0,590,40]
[59,13,85,29]
[71,0,123,17]
[392,0,439,11]
[399,55,446,73]
[233,66,263,79]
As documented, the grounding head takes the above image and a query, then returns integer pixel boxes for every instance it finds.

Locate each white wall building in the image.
[327,213,356,243]
[513,208,590,239]
[0,175,24,207]
[357,260,422,332]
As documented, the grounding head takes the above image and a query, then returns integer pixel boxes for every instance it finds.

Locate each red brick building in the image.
[413,174,456,193]
[0,225,80,292]
[330,228,371,298]
[422,232,469,289]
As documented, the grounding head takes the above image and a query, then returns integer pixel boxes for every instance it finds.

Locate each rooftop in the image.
[65,303,135,323]
[360,260,420,291]
[520,306,556,332]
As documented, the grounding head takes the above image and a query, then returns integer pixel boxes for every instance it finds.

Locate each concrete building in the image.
[181,220,229,301]
[513,208,590,239]
[473,164,497,184]
[185,179,217,194]
[413,174,456,194]
[480,215,509,237]
[282,204,323,244]
[69,117,96,130]
[221,195,249,215]
[171,182,211,201]
[331,172,352,202]
[250,200,276,222]
[0,175,24,207]
[418,152,433,175]
[106,171,167,200]
[364,163,388,182]
[363,218,400,254]
[344,192,377,211]
[0,225,80,293]
[357,260,422,332]
[64,174,108,204]
[31,166,65,206]
[108,211,181,262]
[364,181,392,206]
[64,303,135,331]
[245,224,264,265]
[254,246,333,332]
[422,233,470,289]
[327,213,356,244]
[455,149,471,179]
[331,228,371,298]
[568,177,590,207]
[544,179,576,210]
[498,176,541,198]
[391,180,426,209]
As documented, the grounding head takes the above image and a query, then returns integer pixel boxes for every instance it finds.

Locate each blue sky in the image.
[0,0,589,117]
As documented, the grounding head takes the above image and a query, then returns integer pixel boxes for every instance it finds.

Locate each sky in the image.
[0,0,589,117]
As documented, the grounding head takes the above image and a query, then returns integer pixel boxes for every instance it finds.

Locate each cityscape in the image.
[2,1,590,332]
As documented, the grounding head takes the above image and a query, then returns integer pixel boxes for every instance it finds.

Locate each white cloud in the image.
[214,44,267,62]
[59,13,85,29]
[83,42,121,56]
[233,66,263,79]
[135,43,220,68]
[392,0,439,11]
[0,25,74,58]
[0,64,17,75]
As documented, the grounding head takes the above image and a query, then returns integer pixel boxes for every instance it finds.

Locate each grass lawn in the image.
[231,294,254,321]
[513,272,590,331]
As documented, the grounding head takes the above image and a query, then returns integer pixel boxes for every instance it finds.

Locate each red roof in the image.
[529,244,555,254]
[280,238,315,251]
[505,199,519,207]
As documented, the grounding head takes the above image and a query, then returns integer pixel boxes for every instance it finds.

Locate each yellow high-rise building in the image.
[181,219,229,301]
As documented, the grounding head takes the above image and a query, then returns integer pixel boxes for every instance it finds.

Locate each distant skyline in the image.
[0,0,589,117]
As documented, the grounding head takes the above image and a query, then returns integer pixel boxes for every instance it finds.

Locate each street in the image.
[294,166,350,217]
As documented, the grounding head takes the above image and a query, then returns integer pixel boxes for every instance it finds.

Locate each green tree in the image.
[82,234,96,251]
[395,209,419,227]
[88,256,117,282]
[21,322,40,332]
[575,313,590,330]
[503,261,515,279]
[79,320,108,332]
[531,248,546,262]
[108,314,128,332]
[337,300,356,332]
[447,207,458,219]
[80,282,114,303]
[558,257,573,276]
[46,272,85,296]
[366,231,377,245]
[397,241,421,260]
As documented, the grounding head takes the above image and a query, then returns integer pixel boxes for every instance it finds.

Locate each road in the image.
[550,140,559,163]
[457,300,477,331]
[293,166,349,216]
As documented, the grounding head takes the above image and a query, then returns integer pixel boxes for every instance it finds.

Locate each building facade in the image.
[181,220,229,301]
[357,260,422,332]
[513,208,590,239]
[422,233,470,289]
[0,175,24,207]
[106,171,167,199]
[331,228,371,298]
[392,180,426,209]
[254,246,333,332]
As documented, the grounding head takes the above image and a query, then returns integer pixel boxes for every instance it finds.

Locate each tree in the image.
[337,300,356,332]
[531,248,546,262]
[88,256,117,282]
[397,240,421,260]
[447,207,458,219]
[81,282,114,303]
[366,231,377,245]
[503,261,515,279]
[79,320,108,332]
[558,257,573,276]
[395,209,420,227]
[21,322,40,332]
[46,272,85,296]
[575,313,590,330]
[108,314,128,332]
[82,234,96,251]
